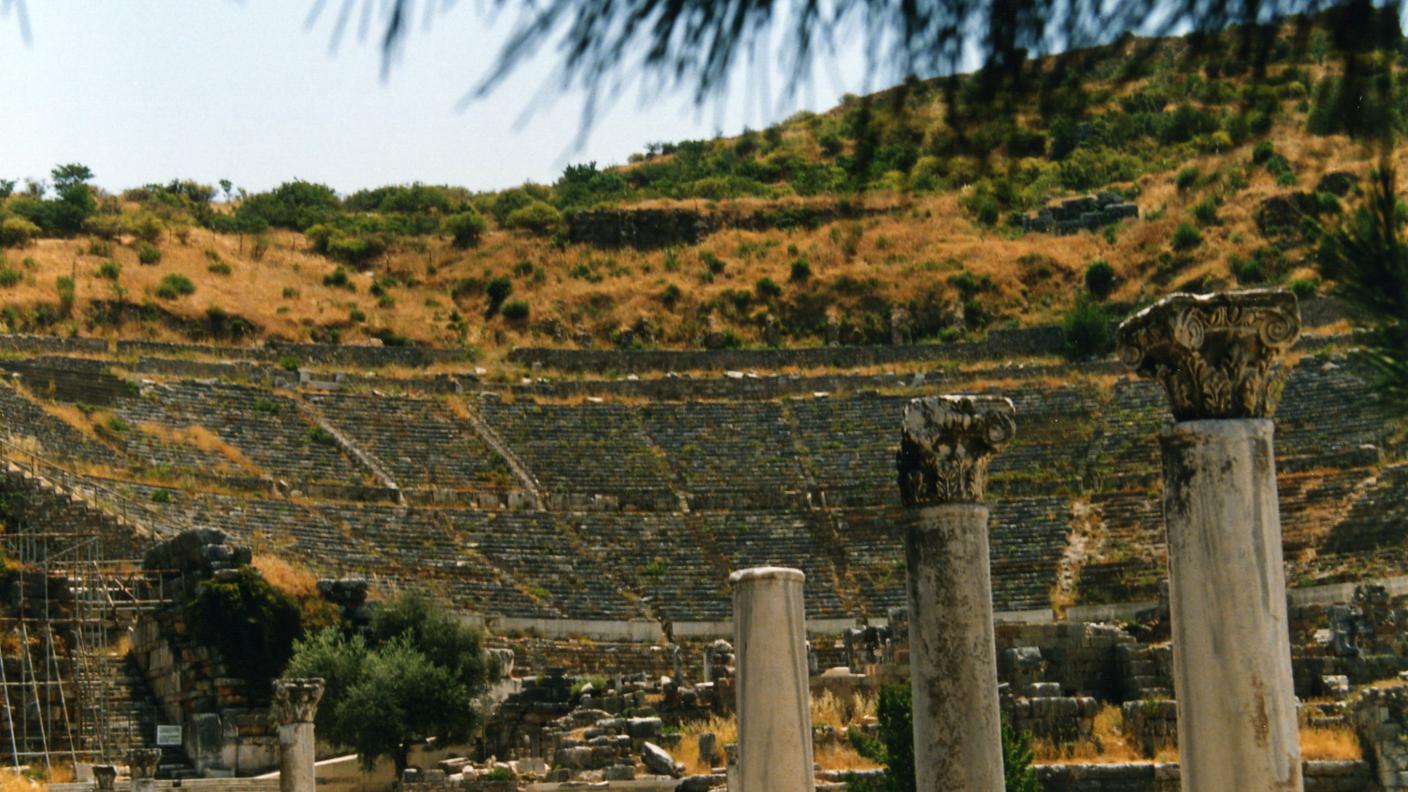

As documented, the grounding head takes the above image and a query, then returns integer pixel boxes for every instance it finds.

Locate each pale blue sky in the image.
[0,1,876,196]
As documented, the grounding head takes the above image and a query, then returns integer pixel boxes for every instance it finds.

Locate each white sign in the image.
[156,725,182,746]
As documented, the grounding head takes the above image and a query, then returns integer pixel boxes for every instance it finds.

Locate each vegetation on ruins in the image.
[846,683,1038,791]
[185,566,303,697]
[285,591,494,774]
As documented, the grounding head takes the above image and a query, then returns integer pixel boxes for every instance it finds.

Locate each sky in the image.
[0,1,877,196]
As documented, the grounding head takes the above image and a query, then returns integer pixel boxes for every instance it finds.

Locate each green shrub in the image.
[790,258,812,282]
[755,277,783,300]
[1288,277,1319,299]
[155,273,195,299]
[323,267,353,289]
[1192,198,1220,226]
[1084,260,1117,300]
[659,283,682,308]
[150,489,171,504]
[701,251,726,275]
[0,267,22,288]
[1175,167,1200,192]
[207,261,232,275]
[484,276,513,315]
[504,201,562,235]
[1062,293,1113,360]
[279,356,301,372]
[56,276,75,315]
[87,239,112,257]
[97,261,121,280]
[500,300,530,321]
[349,309,366,322]
[186,566,301,696]
[1171,222,1203,251]
[1252,140,1275,164]
[1229,253,1266,284]
[443,210,487,249]
[306,426,336,445]
[136,242,161,264]
[0,217,41,247]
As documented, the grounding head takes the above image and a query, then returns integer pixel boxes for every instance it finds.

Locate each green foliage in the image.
[789,258,812,282]
[1058,148,1141,190]
[659,283,682,308]
[305,426,336,445]
[1288,277,1320,299]
[323,267,353,289]
[484,276,513,316]
[1171,222,1203,251]
[1002,723,1041,792]
[1191,197,1219,226]
[97,261,121,281]
[1084,259,1117,300]
[156,274,196,300]
[504,200,563,235]
[500,300,530,321]
[187,566,301,697]
[237,180,340,230]
[0,267,22,288]
[1062,293,1114,360]
[287,591,491,772]
[136,242,162,264]
[207,261,232,276]
[1175,167,1200,192]
[755,277,783,300]
[56,276,75,315]
[1316,164,1408,410]
[847,682,1036,792]
[0,217,41,247]
[443,210,487,248]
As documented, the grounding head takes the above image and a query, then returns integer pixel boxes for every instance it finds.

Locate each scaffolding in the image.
[0,437,171,770]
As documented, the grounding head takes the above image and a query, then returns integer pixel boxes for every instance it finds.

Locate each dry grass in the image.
[252,553,321,599]
[1033,704,1144,765]
[136,422,263,476]
[674,714,736,775]
[674,691,882,775]
[1299,725,1362,761]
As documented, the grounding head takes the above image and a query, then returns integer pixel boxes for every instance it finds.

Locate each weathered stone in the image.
[641,741,679,777]
[1116,288,1300,420]
[273,678,324,792]
[896,395,1016,505]
[731,566,814,792]
[1158,415,1302,790]
[93,765,116,792]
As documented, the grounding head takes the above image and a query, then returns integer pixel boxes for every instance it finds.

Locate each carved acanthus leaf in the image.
[1116,289,1300,421]
[896,395,1016,506]
[272,677,326,725]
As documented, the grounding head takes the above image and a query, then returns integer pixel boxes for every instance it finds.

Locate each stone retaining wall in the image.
[1035,761,1371,791]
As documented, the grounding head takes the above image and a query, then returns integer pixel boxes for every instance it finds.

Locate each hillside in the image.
[0,15,1400,356]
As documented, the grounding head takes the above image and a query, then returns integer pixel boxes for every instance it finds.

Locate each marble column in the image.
[731,566,814,792]
[273,678,326,792]
[93,765,116,792]
[1117,289,1303,792]
[896,395,1015,792]
[127,749,160,792]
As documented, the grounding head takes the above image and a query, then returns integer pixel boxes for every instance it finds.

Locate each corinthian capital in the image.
[897,395,1016,506]
[1116,289,1300,421]
[272,677,325,725]
[127,748,162,780]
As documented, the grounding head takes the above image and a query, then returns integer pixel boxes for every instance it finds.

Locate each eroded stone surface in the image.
[897,395,1016,506]
[1116,289,1301,421]
[272,678,325,725]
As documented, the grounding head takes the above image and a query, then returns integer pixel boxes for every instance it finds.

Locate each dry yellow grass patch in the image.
[675,715,735,775]
[1034,704,1144,765]
[136,422,263,476]
[1299,725,1362,761]
[252,554,320,599]
[0,771,41,792]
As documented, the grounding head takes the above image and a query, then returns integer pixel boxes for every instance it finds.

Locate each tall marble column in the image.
[731,566,814,792]
[273,678,326,792]
[126,749,161,792]
[1118,289,1303,792]
[896,395,1015,792]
